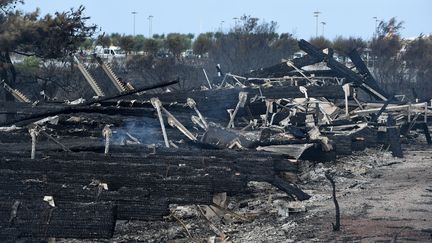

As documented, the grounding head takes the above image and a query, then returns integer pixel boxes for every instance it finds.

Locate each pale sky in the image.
[20,0,432,40]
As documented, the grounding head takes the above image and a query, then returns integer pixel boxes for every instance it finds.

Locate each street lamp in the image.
[313,11,321,37]
[220,20,225,32]
[148,15,154,38]
[131,11,138,36]
[373,16,379,38]
[233,17,239,28]
[321,21,326,37]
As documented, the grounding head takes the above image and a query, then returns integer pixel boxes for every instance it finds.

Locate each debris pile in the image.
[0,39,430,241]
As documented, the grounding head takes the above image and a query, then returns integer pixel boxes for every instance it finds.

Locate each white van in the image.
[93,46,126,61]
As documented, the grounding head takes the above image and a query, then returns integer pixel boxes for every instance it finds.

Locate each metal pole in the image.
[148,15,153,37]
[233,17,238,29]
[321,22,326,37]
[313,11,321,37]
[373,16,378,38]
[131,11,137,36]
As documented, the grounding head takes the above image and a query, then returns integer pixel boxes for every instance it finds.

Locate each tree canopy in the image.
[165,33,193,59]
[0,0,96,102]
[332,36,367,56]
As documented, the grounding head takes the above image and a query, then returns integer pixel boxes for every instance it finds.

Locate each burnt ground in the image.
[292,144,432,242]
[61,143,432,242]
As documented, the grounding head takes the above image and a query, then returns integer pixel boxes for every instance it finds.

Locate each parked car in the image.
[93,45,126,61]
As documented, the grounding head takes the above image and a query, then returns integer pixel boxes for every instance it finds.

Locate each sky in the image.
[20,0,432,40]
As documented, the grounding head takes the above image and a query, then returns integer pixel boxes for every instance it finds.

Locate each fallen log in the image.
[272,176,311,201]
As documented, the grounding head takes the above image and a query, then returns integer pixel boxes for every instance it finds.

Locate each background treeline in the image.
[1,5,431,101]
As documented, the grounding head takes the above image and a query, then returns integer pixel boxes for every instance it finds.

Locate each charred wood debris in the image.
[0,39,431,241]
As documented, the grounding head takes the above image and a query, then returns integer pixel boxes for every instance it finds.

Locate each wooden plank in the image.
[0,201,116,239]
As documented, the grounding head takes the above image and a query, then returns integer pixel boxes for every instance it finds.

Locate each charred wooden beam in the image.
[0,179,172,221]
[272,176,311,201]
[347,49,389,98]
[93,54,127,93]
[0,166,245,201]
[138,85,344,106]
[298,39,389,101]
[73,55,105,96]
[0,200,116,239]
[40,147,300,174]
[299,145,337,162]
[0,79,179,126]
[246,54,321,78]
[0,80,31,103]
[327,134,352,155]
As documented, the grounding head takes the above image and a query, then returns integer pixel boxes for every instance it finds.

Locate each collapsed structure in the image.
[0,39,430,241]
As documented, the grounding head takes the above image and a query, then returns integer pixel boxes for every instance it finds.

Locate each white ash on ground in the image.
[59,144,431,242]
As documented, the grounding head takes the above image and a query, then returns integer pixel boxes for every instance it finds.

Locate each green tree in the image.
[208,15,297,74]
[80,37,94,50]
[309,36,332,50]
[143,38,160,57]
[0,1,96,102]
[272,33,299,56]
[403,35,432,98]
[118,35,135,55]
[133,34,145,52]
[193,33,213,56]
[370,18,404,58]
[110,33,122,46]
[152,34,165,39]
[165,33,192,59]
[332,36,366,55]
[369,17,405,92]
[96,34,111,48]
[15,56,40,74]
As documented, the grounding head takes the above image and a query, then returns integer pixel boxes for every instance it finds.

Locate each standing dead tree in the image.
[325,172,340,231]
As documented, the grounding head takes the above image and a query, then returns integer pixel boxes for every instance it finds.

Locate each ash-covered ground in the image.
[61,143,432,242]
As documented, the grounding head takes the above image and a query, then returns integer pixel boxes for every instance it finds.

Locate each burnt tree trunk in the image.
[325,172,340,231]
[0,51,16,122]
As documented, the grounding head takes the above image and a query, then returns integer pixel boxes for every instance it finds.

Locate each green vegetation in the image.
[0,0,96,101]
[1,1,431,100]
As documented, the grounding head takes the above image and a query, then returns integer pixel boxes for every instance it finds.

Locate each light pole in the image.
[233,17,238,29]
[131,11,137,36]
[373,16,379,38]
[313,11,321,37]
[148,15,154,38]
[220,20,225,32]
[321,21,326,37]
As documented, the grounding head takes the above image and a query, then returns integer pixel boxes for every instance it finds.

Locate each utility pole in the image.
[373,16,378,38]
[148,15,153,38]
[219,20,225,32]
[321,21,326,37]
[131,11,137,36]
[313,11,321,37]
[372,17,379,70]
[233,17,238,28]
